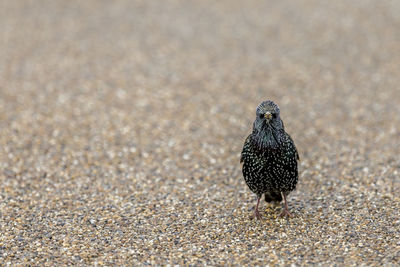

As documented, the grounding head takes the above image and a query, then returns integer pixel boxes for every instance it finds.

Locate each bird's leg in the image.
[251,195,262,220]
[279,192,293,218]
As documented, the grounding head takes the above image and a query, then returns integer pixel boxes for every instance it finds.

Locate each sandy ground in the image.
[1,0,399,265]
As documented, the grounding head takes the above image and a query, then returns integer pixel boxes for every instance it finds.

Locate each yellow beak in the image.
[265,112,272,120]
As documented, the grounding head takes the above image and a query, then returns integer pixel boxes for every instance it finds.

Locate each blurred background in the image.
[0,0,399,265]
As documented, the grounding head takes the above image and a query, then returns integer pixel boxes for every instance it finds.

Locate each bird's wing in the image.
[240,135,251,163]
[295,145,300,161]
[287,133,300,161]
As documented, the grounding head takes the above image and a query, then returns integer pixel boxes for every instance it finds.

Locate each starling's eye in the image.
[272,113,277,119]
[259,114,264,119]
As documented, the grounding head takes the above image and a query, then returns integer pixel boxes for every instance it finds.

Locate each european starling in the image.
[241,100,299,219]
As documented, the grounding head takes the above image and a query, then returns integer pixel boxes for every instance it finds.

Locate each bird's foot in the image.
[279,209,293,218]
[250,209,262,220]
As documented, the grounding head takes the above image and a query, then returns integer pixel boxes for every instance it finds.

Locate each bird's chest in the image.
[243,148,287,174]
[259,150,287,173]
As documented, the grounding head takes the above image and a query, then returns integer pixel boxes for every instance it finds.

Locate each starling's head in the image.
[256,100,280,122]
[253,100,285,149]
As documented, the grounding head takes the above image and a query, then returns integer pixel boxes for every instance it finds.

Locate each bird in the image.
[240,100,299,219]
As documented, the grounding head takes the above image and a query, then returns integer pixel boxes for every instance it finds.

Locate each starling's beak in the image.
[265,112,272,121]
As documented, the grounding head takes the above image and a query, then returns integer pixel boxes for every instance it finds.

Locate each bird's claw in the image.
[251,209,262,220]
[279,209,293,218]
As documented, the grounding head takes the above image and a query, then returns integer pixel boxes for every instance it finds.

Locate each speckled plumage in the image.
[241,100,299,219]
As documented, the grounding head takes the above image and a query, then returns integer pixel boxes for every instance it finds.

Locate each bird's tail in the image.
[264,191,282,202]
